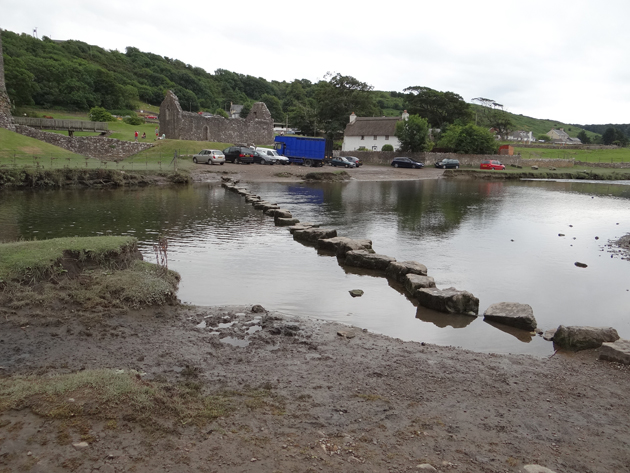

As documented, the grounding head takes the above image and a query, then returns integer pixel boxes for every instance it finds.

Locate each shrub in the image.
[123,116,144,126]
[381,144,394,151]
[214,108,229,118]
[89,107,115,122]
[537,134,551,142]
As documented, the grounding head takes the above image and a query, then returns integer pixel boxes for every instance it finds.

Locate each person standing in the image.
[134,130,138,142]
[155,127,159,140]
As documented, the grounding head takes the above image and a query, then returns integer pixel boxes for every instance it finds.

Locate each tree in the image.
[403,86,472,128]
[314,73,377,138]
[576,130,591,144]
[602,127,628,146]
[239,102,252,118]
[537,134,551,142]
[395,115,431,152]
[438,124,498,154]
[88,107,115,122]
[472,97,513,139]
[260,94,285,123]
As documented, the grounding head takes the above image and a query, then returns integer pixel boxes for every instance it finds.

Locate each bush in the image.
[123,116,144,126]
[214,108,229,118]
[537,134,551,142]
[438,124,498,154]
[89,107,115,122]
[381,144,394,151]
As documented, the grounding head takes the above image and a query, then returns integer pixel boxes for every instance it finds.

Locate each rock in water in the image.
[483,302,537,331]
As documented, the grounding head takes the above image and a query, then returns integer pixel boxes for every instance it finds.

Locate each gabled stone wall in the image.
[159,91,273,145]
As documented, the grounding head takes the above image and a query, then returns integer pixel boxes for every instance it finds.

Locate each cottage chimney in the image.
[402,110,409,121]
[349,112,357,124]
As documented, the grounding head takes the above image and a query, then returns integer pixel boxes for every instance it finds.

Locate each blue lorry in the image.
[273,136,333,167]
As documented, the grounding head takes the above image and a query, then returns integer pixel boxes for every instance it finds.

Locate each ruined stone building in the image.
[0,30,15,130]
[159,91,274,145]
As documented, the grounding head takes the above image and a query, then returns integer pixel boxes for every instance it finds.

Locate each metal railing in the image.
[12,117,108,132]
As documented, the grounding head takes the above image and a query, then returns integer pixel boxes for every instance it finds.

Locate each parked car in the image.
[480,159,506,170]
[256,147,290,165]
[435,158,460,169]
[330,157,356,168]
[222,146,255,164]
[192,149,225,165]
[344,156,362,167]
[391,157,424,169]
[253,149,277,165]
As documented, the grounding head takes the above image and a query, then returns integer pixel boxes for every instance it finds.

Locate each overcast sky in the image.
[2,0,629,125]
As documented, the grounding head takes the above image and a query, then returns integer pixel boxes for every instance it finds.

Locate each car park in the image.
[435,158,460,169]
[480,159,506,170]
[256,147,290,165]
[252,149,277,165]
[330,157,356,168]
[391,157,424,169]
[192,149,225,165]
[344,156,362,167]
[222,146,255,164]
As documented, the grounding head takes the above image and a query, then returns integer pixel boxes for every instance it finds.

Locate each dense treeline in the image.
[581,124,630,140]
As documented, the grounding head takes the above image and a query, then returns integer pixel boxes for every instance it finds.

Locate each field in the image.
[514,145,630,163]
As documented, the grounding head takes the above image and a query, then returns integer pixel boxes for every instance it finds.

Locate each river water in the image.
[1,178,629,355]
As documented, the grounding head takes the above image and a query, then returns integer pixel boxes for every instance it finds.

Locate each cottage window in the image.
[360,135,364,140]
[373,135,377,140]
[385,135,389,140]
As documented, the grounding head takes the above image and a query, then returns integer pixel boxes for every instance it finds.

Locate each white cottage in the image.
[342,111,409,152]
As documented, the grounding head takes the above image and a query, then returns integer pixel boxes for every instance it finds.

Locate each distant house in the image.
[229,104,243,119]
[342,111,409,152]
[507,130,534,142]
[547,128,581,144]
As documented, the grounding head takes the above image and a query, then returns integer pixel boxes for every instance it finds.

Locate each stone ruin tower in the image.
[0,30,15,129]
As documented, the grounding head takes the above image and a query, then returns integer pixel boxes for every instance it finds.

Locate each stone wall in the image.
[159,90,273,145]
[13,125,153,159]
[333,150,576,168]
[515,143,618,150]
[0,30,15,130]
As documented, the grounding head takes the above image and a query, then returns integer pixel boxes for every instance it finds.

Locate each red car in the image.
[480,160,505,170]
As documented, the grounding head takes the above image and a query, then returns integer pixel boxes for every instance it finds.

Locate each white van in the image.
[256,148,289,165]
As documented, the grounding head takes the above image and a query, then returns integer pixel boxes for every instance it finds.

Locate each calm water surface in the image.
[1,178,629,356]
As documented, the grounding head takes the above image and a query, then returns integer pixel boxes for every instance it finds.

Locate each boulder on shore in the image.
[404,274,436,295]
[599,339,630,365]
[293,228,337,243]
[483,302,537,331]
[386,261,428,283]
[553,325,620,351]
[344,250,396,271]
[317,237,373,257]
[416,287,479,316]
[264,208,292,218]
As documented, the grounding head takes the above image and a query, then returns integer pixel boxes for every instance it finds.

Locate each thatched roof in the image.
[344,117,400,136]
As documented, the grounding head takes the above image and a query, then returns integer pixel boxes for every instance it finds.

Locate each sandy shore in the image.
[1,164,629,473]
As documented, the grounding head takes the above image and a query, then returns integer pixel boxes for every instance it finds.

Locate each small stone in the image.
[349,289,364,297]
[251,304,265,313]
[523,466,557,473]
[73,441,89,449]
[558,233,565,237]
[574,262,588,268]
[416,464,437,471]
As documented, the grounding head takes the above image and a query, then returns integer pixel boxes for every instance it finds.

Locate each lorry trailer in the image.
[273,136,333,166]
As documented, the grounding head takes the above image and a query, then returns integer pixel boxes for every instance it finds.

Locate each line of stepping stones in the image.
[221,178,629,364]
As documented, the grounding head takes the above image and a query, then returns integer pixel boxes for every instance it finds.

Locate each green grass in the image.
[514,146,630,163]
[0,236,136,281]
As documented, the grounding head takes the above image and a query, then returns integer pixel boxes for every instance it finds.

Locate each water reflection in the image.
[1,179,629,356]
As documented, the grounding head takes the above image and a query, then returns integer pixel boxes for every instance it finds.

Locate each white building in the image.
[342,111,409,152]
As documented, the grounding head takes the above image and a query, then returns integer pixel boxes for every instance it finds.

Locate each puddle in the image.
[220,337,250,347]
[218,321,235,329]
[247,325,262,334]
[195,320,207,328]
[209,331,220,335]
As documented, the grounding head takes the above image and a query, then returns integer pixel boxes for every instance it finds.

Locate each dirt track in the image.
[190,161,445,183]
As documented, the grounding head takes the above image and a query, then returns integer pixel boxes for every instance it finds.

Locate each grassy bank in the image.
[0,236,180,310]
[446,168,630,181]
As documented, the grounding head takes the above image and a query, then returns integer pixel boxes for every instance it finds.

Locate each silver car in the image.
[256,148,290,165]
[193,149,225,165]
